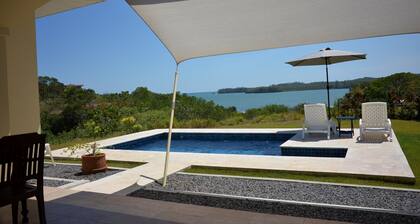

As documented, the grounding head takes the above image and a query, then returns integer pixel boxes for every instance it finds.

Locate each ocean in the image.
[187,89,349,111]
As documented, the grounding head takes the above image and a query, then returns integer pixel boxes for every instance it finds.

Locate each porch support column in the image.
[0,28,10,136]
[0,1,47,137]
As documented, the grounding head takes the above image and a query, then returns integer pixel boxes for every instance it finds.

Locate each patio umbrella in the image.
[286,48,366,119]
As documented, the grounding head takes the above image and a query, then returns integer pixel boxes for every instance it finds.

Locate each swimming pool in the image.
[108,132,347,157]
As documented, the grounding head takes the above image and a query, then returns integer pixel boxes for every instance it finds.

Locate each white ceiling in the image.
[36,0,103,18]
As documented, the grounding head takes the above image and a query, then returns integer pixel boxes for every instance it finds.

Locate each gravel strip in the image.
[140,173,420,215]
[43,163,122,182]
[31,163,123,187]
[43,179,73,187]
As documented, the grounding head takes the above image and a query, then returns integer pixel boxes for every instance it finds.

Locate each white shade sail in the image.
[127,0,420,63]
[287,49,366,66]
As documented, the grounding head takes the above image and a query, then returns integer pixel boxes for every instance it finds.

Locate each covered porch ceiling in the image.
[35,0,103,18]
[127,0,420,63]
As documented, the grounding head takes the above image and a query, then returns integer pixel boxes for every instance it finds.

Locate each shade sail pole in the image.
[325,58,331,119]
[162,64,179,187]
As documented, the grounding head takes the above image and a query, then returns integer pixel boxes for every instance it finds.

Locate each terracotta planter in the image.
[81,153,107,174]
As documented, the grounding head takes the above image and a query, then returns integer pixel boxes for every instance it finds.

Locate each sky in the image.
[36,0,420,94]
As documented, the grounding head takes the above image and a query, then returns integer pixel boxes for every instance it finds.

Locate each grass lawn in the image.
[186,119,420,190]
[220,118,358,129]
[220,119,303,128]
[45,158,146,169]
[50,138,97,150]
[49,132,126,150]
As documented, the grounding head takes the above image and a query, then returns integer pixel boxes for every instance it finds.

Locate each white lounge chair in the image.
[45,143,56,166]
[302,103,334,139]
[359,102,393,142]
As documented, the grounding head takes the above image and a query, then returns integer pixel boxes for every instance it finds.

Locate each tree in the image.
[340,72,420,120]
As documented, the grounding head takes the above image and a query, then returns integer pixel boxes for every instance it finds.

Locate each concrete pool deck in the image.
[52,128,415,194]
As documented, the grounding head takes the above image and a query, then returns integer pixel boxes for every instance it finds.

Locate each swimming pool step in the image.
[280,146,348,157]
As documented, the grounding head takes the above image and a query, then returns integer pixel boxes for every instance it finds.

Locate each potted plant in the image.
[66,121,107,174]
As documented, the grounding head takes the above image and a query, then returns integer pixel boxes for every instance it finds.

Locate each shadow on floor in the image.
[0,190,351,224]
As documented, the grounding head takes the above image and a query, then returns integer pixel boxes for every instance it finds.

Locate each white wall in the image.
[0,0,50,137]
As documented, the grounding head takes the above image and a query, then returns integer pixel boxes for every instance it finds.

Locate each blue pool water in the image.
[108,133,347,157]
[110,133,293,156]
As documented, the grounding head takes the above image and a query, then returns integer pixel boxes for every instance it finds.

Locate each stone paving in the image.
[52,128,415,194]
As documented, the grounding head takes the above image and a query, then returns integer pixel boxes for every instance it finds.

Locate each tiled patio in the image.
[0,187,353,224]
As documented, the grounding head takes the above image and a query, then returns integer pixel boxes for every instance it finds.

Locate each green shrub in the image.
[177,119,217,128]
[136,110,170,129]
[339,73,420,120]
[245,104,288,119]
[218,115,245,126]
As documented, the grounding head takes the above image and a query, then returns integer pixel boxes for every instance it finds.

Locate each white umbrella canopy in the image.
[287,49,366,66]
[286,48,367,119]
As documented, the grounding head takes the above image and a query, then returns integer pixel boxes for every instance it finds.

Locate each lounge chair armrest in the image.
[386,119,392,129]
[359,119,366,130]
[328,119,337,134]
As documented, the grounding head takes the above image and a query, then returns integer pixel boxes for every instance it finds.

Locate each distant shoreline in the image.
[188,88,349,95]
[238,86,348,94]
[217,77,375,94]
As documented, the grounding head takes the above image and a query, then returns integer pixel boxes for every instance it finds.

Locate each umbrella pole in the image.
[162,64,179,187]
[325,58,331,119]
